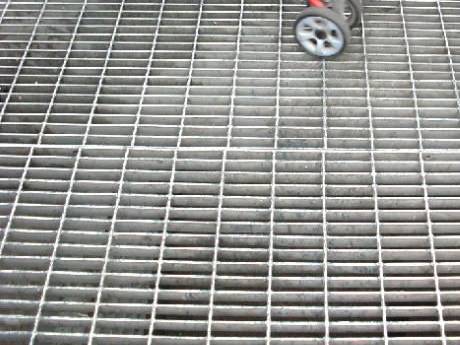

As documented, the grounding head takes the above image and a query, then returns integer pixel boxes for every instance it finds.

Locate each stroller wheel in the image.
[343,0,361,28]
[294,7,350,58]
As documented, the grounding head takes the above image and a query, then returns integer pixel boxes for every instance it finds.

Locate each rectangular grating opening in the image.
[1,0,460,345]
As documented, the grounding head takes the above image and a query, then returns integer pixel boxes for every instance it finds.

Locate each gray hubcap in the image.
[296,16,344,57]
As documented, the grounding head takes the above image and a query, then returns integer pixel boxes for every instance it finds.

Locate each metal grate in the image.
[1,0,460,345]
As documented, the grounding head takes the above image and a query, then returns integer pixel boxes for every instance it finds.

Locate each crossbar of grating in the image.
[0,0,460,345]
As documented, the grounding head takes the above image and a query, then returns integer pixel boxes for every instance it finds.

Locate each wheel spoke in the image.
[301,16,322,30]
[324,20,339,34]
[298,28,315,41]
[315,39,326,55]
[328,37,343,50]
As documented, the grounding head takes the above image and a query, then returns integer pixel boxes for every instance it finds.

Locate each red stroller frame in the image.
[295,0,362,57]
[309,0,327,8]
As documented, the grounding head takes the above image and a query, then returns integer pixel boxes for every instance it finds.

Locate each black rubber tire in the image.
[294,7,351,58]
[343,0,361,28]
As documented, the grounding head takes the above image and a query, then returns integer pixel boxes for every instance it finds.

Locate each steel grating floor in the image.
[1,0,460,344]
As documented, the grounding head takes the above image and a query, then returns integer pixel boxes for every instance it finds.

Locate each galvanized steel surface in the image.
[0,0,460,344]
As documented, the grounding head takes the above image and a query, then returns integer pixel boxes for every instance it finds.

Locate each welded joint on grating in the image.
[147,1,204,343]
[399,0,447,343]
[360,6,389,344]
[205,0,244,343]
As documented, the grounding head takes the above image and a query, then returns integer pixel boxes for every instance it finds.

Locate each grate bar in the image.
[147,1,205,342]
[434,0,460,119]
[0,0,11,27]
[24,1,130,344]
[321,61,330,345]
[266,0,283,343]
[205,0,244,344]
[86,0,166,344]
[27,0,89,343]
[4,142,460,154]
[360,6,389,344]
[399,0,446,343]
